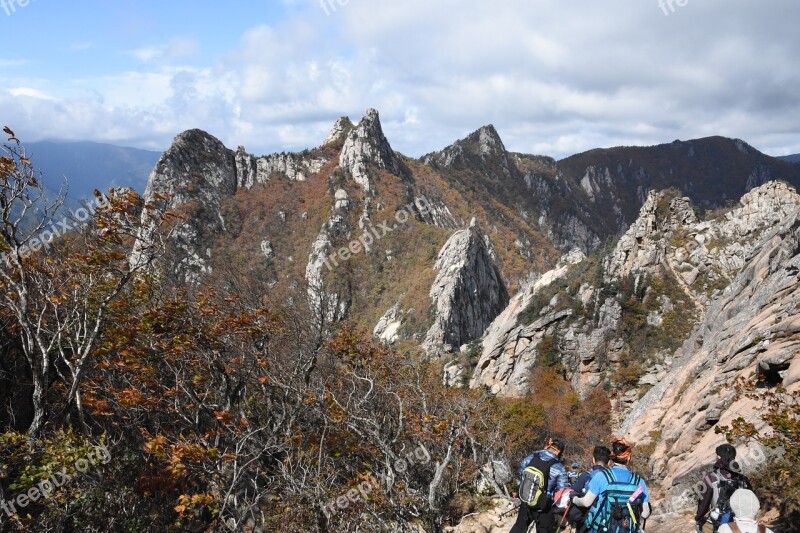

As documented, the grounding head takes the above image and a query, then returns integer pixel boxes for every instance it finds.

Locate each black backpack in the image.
[519,454,558,510]
[715,472,750,524]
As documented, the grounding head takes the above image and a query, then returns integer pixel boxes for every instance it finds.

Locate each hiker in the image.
[573,446,611,495]
[571,438,650,533]
[717,489,774,533]
[568,446,611,532]
[510,438,570,533]
[695,444,752,533]
[568,462,581,486]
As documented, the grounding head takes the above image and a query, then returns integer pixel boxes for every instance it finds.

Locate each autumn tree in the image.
[0,129,176,435]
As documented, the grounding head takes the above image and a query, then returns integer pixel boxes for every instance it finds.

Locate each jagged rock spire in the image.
[322,116,355,147]
[339,108,406,192]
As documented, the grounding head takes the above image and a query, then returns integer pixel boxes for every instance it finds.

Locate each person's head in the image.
[593,446,611,466]
[571,461,580,471]
[729,489,760,521]
[545,438,565,457]
[611,438,633,465]
[716,443,737,463]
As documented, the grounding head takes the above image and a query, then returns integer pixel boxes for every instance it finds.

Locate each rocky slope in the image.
[469,182,800,410]
[621,198,800,524]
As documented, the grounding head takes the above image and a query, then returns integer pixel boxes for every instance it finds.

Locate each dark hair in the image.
[549,438,565,456]
[593,446,611,465]
[612,441,630,464]
[716,444,737,462]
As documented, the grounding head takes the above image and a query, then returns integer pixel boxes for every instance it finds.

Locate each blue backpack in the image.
[585,468,645,533]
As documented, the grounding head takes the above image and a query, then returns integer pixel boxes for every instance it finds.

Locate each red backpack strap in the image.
[757,525,766,533]
[729,524,741,533]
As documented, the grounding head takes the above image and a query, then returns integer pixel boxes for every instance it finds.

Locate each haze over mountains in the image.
[23,140,161,203]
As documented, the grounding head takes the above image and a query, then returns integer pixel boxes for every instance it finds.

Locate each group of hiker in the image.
[510,439,773,533]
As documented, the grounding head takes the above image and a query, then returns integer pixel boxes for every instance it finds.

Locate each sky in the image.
[1,0,799,160]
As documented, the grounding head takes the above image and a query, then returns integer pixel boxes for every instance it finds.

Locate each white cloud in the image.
[2,1,799,159]
[127,38,200,64]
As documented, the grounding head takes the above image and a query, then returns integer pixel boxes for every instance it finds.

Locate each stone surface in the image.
[621,204,800,506]
[443,498,518,533]
[424,220,509,357]
[339,108,407,193]
[374,303,404,345]
[469,250,584,396]
[321,116,354,146]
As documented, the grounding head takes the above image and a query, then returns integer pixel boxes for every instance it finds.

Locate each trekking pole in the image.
[555,501,572,533]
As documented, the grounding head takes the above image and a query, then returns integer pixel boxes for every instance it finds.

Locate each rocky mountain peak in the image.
[339,108,406,193]
[144,129,236,203]
[322,116,355,147]
[472,124,507,158]
[423,124,509,171]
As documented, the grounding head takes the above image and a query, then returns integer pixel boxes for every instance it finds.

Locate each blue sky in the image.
[2,0,799,159]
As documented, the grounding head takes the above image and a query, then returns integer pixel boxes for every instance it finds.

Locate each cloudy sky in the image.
[1,0,798,159]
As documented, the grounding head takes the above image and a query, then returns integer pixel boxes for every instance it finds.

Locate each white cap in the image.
[729,489,760,520]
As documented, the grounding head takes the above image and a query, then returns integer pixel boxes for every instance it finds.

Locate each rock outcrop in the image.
[605,182,800,304]
[322,116,354,147]
[339,108,407,193]
[423,125,511,178]
[622,202,800,520]
[469,249,585,395]
[141,129,238,280]
[235,147,326,188]
[373,303,404,345]
[423,220,509,357]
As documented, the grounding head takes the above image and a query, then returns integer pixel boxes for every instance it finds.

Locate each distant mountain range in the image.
[24,141,162,203]
[777,153,800,163]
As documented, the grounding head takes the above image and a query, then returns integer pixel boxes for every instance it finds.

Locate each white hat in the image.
[729,489,760,520]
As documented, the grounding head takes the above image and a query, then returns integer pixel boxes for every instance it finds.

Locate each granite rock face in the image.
[469,249,585,395]
[423,220,510,357]
[339,108,407,193]
[140,129,238,281]
[322,116,355,147]
[374,303,404,345]
[621,203,800,512]
[470,183,800,409]
[235,148,326,188]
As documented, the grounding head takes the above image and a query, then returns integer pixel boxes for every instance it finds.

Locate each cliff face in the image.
[470,183,800,412]
[423,220,510,358]
[142,129,238,280]
[469,249,585,395]
[622,201,800,479]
